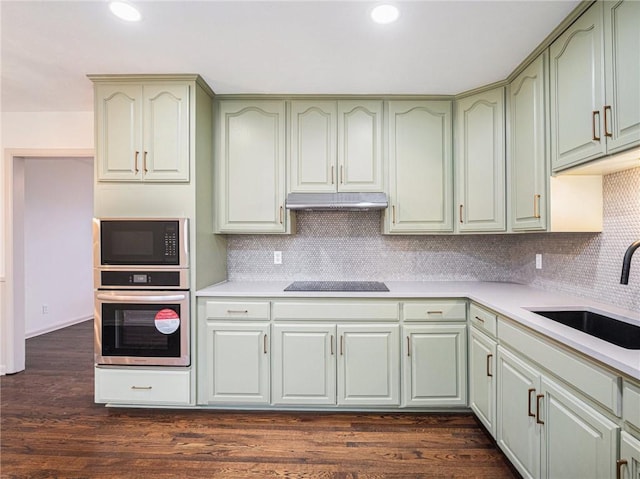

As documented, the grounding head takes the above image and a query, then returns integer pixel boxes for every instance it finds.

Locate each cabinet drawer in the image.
[95,367,191,405]
[623,380,640,430]
[403,301,466,321]
[469,303,497,336]
[498,318,620,415]
[205,301,270,320]
[272,301,399,321]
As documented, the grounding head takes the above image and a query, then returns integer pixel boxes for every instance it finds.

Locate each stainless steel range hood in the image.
[285,192,388,211]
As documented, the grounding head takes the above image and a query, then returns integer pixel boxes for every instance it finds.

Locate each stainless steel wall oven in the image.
[93,218,190,366]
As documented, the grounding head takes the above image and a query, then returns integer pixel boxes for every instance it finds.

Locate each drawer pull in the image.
[227,309,249,314]
[527,388,536,417]
[427,310,443,315]
[616,459,628,479]
[143,151,148,173]
[474,316,485,323]
[536,394,545,425]
[486,354,493,377]
[459,204,464,223]
[131,386,152,390]
[263,334,268,354]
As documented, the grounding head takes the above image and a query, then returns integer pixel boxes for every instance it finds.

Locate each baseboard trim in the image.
[26,315,93,339]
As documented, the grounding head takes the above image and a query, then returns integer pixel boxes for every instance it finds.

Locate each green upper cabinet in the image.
[455,87,506,232]
[550,0,640,172]
[385,100,453,234]
[215,100,290,234]
[288,100,383,193]
[508,53,548,232]
[94,81,190,182]
[603,0,640,154]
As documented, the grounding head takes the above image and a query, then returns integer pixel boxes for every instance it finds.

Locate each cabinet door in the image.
[337,324,400,406]
[142,83,190,182]
[455,88,506,232]
[509,53,548,231]
[540,376,619,479]
[338,100,384,192]
[496,347,541,479]
[202,322,270,404]
[216,100,288,233]
[469,327,497,436]
[550,3,606,170]
[289,101,337,193]
[620,431,640,479]
[386,101,453,233]
[272,323,336,406]
[603,0,640,153]
[95,83,143,181]
[403,323,467,407]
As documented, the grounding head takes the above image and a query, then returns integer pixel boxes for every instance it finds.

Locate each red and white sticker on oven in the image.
[154,309,180,334]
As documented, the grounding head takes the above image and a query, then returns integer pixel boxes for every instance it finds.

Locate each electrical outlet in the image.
[42,304,49,315]
[274,251,282,265]
[535,254,542,270]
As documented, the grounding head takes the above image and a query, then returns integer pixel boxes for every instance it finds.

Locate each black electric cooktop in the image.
[284,281,389,292]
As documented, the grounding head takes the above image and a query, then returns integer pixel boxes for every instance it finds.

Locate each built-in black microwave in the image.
[94,218,189,268]
[93,218,190,290]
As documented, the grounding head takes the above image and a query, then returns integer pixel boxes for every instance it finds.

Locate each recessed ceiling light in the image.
[371,4,400,25]
[109,1,141,22]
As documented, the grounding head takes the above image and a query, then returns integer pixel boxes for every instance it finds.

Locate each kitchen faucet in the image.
[620,239,640,284]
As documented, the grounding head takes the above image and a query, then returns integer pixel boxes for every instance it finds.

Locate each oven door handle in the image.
[96,293,188,302]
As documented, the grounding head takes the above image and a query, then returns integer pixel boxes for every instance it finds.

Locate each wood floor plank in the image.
[1,320,519,478]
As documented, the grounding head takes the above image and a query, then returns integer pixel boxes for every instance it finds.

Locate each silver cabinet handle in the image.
[131,386,152,390]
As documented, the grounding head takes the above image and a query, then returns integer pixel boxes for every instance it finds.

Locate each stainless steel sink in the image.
[531,310,640,350]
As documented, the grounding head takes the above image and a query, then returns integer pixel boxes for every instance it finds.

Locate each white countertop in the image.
[197,280,640,381]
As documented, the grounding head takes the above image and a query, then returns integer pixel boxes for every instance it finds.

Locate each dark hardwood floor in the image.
[1,320,518,479]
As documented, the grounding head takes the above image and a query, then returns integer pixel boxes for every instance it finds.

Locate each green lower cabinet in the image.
[271,322,400,407]
[620,432,640,479]
[199,322,271,405]
[497,347,541,479]
[337,324,400,407]
[469,326,497,436]
[496,346,619,479]
[402,324,467,407]
[541,376,618,479]
[272,323,336,406]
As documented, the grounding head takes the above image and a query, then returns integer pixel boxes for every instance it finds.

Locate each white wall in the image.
[1,111,94,374]
[23,158,94,337]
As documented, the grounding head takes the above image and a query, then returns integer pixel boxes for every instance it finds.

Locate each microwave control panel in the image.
[100,270,183,288]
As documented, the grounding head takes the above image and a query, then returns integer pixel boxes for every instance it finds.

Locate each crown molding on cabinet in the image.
[87,74,215,98]
[506,0,595,84]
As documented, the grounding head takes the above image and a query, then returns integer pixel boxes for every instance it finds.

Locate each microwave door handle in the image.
[96,293,187,302]
[183,218,189,260]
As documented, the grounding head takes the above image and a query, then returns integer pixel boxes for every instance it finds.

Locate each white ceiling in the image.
[1,0,580,113]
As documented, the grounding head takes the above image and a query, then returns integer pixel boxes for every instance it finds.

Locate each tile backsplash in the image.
[228,167,640,312]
